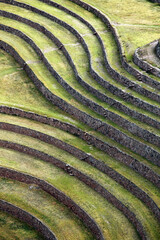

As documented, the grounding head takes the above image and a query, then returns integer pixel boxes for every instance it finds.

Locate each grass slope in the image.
[0,0,159,239]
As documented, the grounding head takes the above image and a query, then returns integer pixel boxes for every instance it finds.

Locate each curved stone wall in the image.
[156,41,160,58]
[0,13,159,147]
[1,0,160,115]
[7,2,159,129]
[0,105,159,189]
[67,0,160,91]
[0,167,104,240]
[133,46,160,78]
[38,0,160,91]
[0,17,159,148]
[0,1,159,239]
[0,167,147,239]
[0,200,57,240]
[0,122,160,222]
[0,38,159,167]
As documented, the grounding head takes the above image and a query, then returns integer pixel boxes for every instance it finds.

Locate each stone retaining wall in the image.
[1,0,160,116]
[0,167,104,240]
[34,2,160,129]
[68,0,160,92]
[0,200,57,240]
[0,122,160,222]
[39,0,160,91]
[0,167,148,239]
[1,38,160,167]
[0,106,159,189]
[156,41,160,58]
[0,13,160,146]
[134,46,160,78]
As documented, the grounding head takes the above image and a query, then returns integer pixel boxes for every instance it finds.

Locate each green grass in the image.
[0,112,160,194]
[0,19,159,165]
[0,46,155,171]
[0,211,43,240]
[7,0,160,110]
[117,25,160,76]
[46,0,160,90]
[1,38,160,174]
[0,128,159,239]
[0,178,94,240]
[0,12,160,154]
[0,49,81,127]
[80,0,160,26]
[0,152,141,240]
[4,30,160,158]
[1,1,159,142]
[0,0,160,239]
[78,0,160,82]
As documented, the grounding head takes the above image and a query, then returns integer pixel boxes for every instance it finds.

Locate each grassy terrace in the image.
[0,147,159,240]
[0,16,160,155]
[80,0,160,83]
[0,178,94,240]
[0,211,43,240]
[1,28,160,167]
[0,49,80,127]
[2,1,160,119]
[17,0,160,95]
[0,111,160,196]
[117,25,160,72]
[0,0,159,239]
[17,0,159,88]
[0,48,159,175]
[0,3,160,146]
[0,154,140,240]
[0,118,159,237]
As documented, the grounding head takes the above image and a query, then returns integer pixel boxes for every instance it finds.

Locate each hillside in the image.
[0,0,159,239]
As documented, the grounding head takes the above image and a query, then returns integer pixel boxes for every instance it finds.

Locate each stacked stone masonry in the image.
[0,13,160,166]
[0,167,148,239]
[32,1,160,128]
[1,0,160,114]
[0,13,160,145]
[0,106,159,189]
[0,122,159,223]
[0,200,57,240]
[67,0,160,91]
[0,167,104,240]
[0,10,160,139]
[133,46,160,78]
[156,41,160,58]
[0,1,159,240]
[39,0,160,91]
